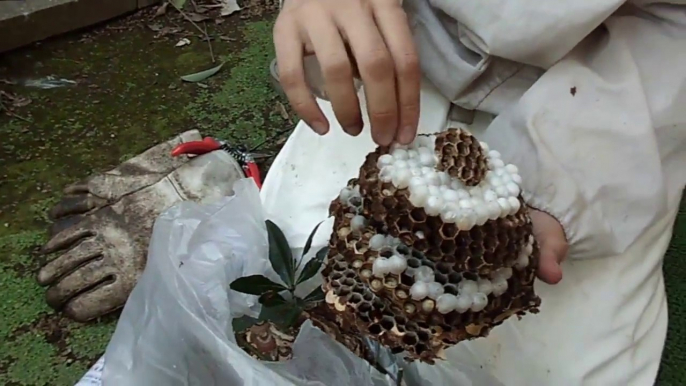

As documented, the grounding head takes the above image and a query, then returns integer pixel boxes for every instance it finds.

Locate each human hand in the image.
[38,148,245,322]
[273,0,421,146]
[530,209,568,284]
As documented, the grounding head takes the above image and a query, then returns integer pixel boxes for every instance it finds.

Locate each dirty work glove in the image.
[38,133,245,322]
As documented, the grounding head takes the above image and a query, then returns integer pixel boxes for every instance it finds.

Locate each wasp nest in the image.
[320,128,541,363]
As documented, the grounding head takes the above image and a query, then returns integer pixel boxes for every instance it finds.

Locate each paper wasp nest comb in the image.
[321,128,541,363]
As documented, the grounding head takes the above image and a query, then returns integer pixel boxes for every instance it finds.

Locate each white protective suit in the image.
[261,1,686,385]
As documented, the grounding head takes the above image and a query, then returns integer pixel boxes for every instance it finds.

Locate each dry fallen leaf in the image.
[220,0,241,16]
[175,38,191,47]
[153,2,169,17]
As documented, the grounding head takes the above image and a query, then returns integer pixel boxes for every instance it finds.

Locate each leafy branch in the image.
[230,220,328,329]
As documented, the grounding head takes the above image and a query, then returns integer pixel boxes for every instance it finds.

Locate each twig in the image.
[167,1,215,62]
[0,99,31,123]
[249,126,293,152]
[203,22,215,63]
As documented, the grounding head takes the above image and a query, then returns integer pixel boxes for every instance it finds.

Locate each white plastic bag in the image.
[100,179,395,386]
[99,178,505,386]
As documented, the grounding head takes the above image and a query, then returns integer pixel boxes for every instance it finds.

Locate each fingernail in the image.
[344,125,362,136]
[311,120,328,135]
[398,126,416,144]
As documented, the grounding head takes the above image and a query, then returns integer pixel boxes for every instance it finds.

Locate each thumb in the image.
[530,209,569,285]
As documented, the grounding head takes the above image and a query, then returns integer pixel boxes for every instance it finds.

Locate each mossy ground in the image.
[0,7,293,385]
[0,5,684,386]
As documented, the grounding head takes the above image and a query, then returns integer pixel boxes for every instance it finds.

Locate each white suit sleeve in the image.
[474,2,686,259]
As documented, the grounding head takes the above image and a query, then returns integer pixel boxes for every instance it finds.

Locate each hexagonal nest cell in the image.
[317,128,541,364]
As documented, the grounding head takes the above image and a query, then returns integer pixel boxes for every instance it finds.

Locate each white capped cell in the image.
[479,141,490,152]
[477,278,493,296]
[483,189,498,202]
[437,171,450,185]
[351,215,366,231]
[507,196,521,214]
[379,167,393,183]
[457,209,477,230]
[427,282,445,300]
[394,159,408,169]
[377,154,394,168]
[409,176,424,189]
[372,257,390,277]
[455,293,473,313]
[388,254,408,275]
[488,150,502,159]
[436,293,459,314]
[369,234,386,251]
[492,276,509,296]
[407,149,418,159]
[425,195,444,216]
[423,171,441,186]
[442,189,460,203]
[458,279,478,295]
[474,205,490,226]
[487,201,502,220]
[392,148,409,160]
[427,185,440,197]
[414,266,435,283]
[511,174,523,184]
[491,158,505,169]
[410,281,430,300]
[458,199,473,209]
[515,252,530,269]
[506,182,521,197]
[471,292,489,312]
[495,185,509,198]
[339,187,353,203]
[391,167,412,189]
[409,184,429,207]
[497,197,512,213]
[505,164,519,174]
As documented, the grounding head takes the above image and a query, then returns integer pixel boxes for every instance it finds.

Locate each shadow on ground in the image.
[0,4,294,385]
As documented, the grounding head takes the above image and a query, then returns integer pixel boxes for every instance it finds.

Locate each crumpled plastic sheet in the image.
[98,178,505,386]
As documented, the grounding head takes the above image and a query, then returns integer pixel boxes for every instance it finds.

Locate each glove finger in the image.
[41,224,92,254]
[37,238,101,286]
[63,180,90,195]
[49,195,107,219]
[48,214,85,238]
[45,256,113,310]
[63,280,126,322]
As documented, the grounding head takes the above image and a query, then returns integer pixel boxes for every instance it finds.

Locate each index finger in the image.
[336,7,399,146]
[372,1,421,144]
[273,18,330,135]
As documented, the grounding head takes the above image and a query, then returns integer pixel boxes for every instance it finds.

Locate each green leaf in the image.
[296,246,328,285]
[258,291,288,307]
[170,0,187,10]
[303,286,325,304]
[265,219,296,288]
[229,275,287,296]
[302,221,324,258]
[180,62,224,83]
[258,302,303,329]
[232,315,259,333]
